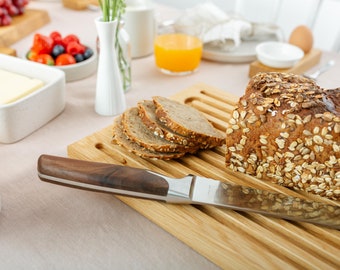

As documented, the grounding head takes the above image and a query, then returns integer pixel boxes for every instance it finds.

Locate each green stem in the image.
[98,0,125,22]
[115,25,131,91]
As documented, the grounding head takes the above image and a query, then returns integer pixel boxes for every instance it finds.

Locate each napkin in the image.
[174,2,282,52]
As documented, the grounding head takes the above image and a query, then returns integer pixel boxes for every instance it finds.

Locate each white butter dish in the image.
[0,54,66,143]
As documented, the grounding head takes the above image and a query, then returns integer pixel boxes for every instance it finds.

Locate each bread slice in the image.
[153,96,225,148]
[121,107,199,153]
[112,116,186,160]
[138,100,198,146]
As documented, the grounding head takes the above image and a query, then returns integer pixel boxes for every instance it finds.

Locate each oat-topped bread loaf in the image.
[225,72,340,200]
[153,96,225,148]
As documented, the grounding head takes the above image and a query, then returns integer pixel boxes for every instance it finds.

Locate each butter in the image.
[0,68,44,105]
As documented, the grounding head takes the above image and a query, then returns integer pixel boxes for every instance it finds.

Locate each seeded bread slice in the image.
[112,116,186,160]
[153,96,225,148]
[122,107,199,153]
[138,100,199,147]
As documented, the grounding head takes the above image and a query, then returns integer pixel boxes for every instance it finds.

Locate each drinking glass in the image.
[154,24,203,75]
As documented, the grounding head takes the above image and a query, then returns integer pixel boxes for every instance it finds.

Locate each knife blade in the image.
[37,154,340,229]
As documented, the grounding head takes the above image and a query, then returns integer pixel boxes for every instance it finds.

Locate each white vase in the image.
[95,17,126,116]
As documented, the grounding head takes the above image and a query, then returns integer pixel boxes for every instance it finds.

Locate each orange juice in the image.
[154,33,202,74]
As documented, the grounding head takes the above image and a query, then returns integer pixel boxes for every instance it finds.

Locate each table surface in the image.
[1,1,339,269]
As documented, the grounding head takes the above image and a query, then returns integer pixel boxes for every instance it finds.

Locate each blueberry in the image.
[74,53,84,63]
[83,47,94,59]
[51,45,65,58]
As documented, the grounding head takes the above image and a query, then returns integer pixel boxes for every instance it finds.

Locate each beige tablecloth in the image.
[1,1,339,269]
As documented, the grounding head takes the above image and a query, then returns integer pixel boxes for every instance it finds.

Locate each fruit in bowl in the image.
[26,31,94,66]
[26,31,97,82]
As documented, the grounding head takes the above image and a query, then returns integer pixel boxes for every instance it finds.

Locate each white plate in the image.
[202,40,258,63]
[202,38,279,63]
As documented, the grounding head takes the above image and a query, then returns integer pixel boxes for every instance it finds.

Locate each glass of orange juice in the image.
[154,27,203,75]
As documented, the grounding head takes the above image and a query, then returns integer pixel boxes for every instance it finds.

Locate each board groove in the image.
[67,83,340,270]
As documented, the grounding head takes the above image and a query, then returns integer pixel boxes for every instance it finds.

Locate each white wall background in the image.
[154,0,340,53]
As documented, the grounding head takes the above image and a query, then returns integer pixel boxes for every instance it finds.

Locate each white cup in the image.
[123,5,155,58]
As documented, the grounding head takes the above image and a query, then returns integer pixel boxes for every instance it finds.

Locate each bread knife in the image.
[37,155,340,229]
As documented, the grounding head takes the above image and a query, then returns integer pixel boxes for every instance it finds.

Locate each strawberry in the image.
[31,33,54,54]
[55,53,76,66]
[35,54,55,65]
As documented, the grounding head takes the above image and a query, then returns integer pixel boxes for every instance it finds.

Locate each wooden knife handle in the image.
[37,155,169,196]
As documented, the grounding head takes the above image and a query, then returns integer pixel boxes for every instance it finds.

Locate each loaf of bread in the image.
[112,96,225,160]
[225,72,339,200]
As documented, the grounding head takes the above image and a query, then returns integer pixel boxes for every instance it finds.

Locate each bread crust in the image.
[225,72,340,200]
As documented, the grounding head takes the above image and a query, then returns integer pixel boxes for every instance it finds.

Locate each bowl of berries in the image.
[25,31,97,82]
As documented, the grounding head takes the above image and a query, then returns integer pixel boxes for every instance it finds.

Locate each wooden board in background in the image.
[0,47,16,56]
[249,48,322,77]
[62,0,99,10]
[67,83,340,270]
[0,9,50,47]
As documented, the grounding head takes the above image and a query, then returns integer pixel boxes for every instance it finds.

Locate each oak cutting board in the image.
[67,83,340,270]
[0,9,50,47]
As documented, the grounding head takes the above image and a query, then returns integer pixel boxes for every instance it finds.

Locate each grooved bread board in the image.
[0,9,50,47]
[67,83,340,270]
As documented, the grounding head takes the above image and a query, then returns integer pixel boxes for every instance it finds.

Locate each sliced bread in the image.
[153,96,225,147]
[137,100,198,146]
[112,116,186,160]
[121,107,199,153]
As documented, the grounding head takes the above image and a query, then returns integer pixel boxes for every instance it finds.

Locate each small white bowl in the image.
[57,51,98,82]
[25,47,98,82]
[256,41,304,68]
[0,54,65,143]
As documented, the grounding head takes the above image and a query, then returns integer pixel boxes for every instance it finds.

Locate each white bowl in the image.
[56,51,98,82]
[25,47,98,82]
[256,41,304,68]
[0,54,65,143]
